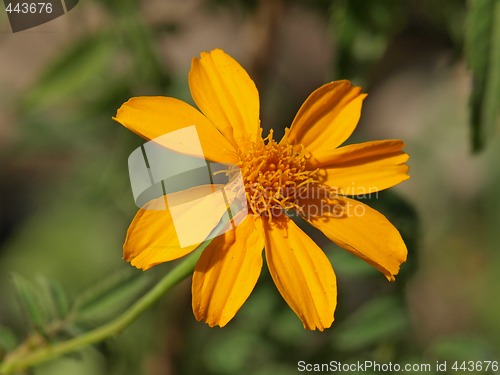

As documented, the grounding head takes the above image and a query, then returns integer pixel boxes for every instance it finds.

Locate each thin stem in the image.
[0,247,204,375]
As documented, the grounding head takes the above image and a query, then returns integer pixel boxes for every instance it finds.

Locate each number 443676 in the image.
[452,360,499,372]
[5,2,53,14]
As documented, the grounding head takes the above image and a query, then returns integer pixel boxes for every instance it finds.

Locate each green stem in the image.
[0,248,203,374]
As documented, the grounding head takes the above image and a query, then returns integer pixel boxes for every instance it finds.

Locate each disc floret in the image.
[236,130,322,219]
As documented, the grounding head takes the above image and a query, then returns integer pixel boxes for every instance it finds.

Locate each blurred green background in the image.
[0,0,499,374]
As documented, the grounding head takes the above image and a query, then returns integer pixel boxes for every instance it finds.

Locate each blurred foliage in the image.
[21,33,118,111]
[330,0,406,81]
[1,0,499,374]
[1,271,152,365]
[465,0,500,152]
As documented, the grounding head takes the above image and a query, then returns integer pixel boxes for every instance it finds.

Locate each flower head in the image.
[114,49,409,330]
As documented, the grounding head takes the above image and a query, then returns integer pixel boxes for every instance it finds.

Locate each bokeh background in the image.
[1,0,499,374]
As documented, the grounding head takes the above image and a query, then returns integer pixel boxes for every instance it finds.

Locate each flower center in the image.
[236,130,322,219]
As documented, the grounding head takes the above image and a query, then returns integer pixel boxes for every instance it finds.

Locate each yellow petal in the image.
[192,215,264,327]
[311,140,410,195]
[189,49,260,150]
[302,197,407,281]
[124,198,197,271]
[124,185,227,270]
[284,80,366,152]
[263,216,336,331]
[113,96,237,164]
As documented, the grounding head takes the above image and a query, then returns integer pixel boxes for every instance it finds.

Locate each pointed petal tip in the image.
[127,258,152,271]
[264,217,337,333]
[191,215,264,329]
[288,80,368,152]
[305,197,408,280]
[193,306,230,328]
[113,96,238,163]
[312,139,411,194]
[302,315,334,331]
[126,252,155,271]
[196,48,224,59]
[382,245,408,282]
[189,47,260,150]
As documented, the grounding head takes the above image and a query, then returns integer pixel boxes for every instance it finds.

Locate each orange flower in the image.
[114,49,409,330]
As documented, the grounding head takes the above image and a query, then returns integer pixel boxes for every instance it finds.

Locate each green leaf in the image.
[11,274,47,333]
[329,0,405,80]
[203,332,262,375]
[73,269,152,324]
[0,326,18,352]
[361,191,420,282]
[325,245,378,278]
[117,13,167,85]
[465,0,500,152]
[37,276,71,322]
[429,334,498,362]
[332,295,410,351]
[21,32,117,110]
[268,308,310,345]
